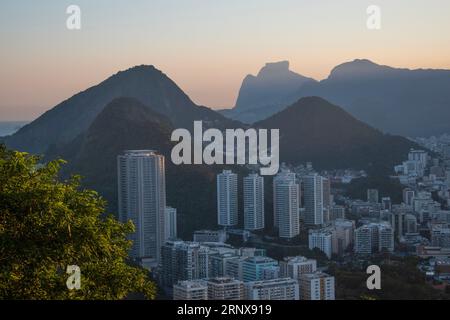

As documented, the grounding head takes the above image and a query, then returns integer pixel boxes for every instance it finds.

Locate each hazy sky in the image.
[1,0,450,120]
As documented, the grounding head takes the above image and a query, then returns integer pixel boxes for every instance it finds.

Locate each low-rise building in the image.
[245,278,299,300]
[173,280,208,300]
[299,272,335,300]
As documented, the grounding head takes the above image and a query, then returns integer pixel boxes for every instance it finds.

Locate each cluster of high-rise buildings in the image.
[216,169,335,239]
[115,142,450,298]
[395,149,428,179]
[161,239,334,300]
[116,150,336,300]
[117,150,177,268]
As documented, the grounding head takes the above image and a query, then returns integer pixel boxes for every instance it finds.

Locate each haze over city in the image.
[1,0,450,120]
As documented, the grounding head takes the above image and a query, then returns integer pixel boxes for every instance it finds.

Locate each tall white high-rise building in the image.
[117,150,166,265]
[165,206,177,240]
[217,170,238,227]
[275,182,300,239]
[303,174,324,226]
[244,174,265,231]
[160,240,210,287]
[273,169,297,229]
[405,214,418,233]
[408,149,428,167]
[193,230,227,243]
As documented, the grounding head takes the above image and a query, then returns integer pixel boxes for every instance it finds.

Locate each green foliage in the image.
[332,257,450,300]
[344,175,404,203]
[0,144,156,299]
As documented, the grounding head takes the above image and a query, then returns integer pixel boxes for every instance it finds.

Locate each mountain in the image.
[49,97,220,239]
[4,65,239,154]
[222,59,450,136]
[295,59,450,137]
[219,61,316,123]
[256,96,419,174]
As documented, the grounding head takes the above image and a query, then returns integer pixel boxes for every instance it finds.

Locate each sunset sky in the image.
[1,0,450,120]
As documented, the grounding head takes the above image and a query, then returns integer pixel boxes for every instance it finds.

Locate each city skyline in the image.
[2,0,450,302]
[2,0,450,120]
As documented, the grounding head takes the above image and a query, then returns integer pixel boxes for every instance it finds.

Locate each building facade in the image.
[308,228,333,259]
[217,170,238,227]
[165,206,177,240]
[303,174,324,226]
[245,278,299,300]
[173,280,208,300]
[243,174,265,231]
[299,272,335,300]
[117,150,166,265]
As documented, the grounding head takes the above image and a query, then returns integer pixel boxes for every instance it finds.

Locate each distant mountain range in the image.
[3,62,420,174]
[1,64,420,235]
[256,97,417,175]
[220,61,316,123]
[4,65,240,154]
[0,121,28,137]
[221,59,450,137]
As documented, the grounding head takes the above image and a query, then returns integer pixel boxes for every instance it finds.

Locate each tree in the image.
[0,145,156,299]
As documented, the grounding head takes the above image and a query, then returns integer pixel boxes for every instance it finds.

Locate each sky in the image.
[1,0,450,121]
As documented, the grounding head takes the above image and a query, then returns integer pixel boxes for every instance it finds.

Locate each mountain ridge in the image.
[221,61,316,123]
[50,97,221,238]
[222,59,450,136]
[4,65,240,154]
[256,96,419,174]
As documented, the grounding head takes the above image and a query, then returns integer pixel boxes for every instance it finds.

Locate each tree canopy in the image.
[0,144,156,299]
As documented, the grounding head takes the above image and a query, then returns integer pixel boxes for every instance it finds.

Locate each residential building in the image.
[403,188,415,206]
[331,205,345,220]
[309,228,333,258]
[354,224,372,255]
[277,182,300,239]
[367,189,379,204]
[245,278,299,300]
[299,272,335,300]
[173,280,208,300]
[355,223,394,254]
[165,206,177,240]
[117,150,166,265]
[193,229,227,243]
[160,240,210,287]
[273,169,297,230]
[280,256,317,279]
[303,174,324,226]
[243,174,265,230]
